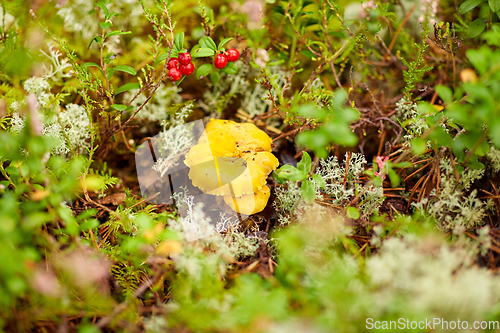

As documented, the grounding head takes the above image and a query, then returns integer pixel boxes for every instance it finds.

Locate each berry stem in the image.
[175,75,186,85]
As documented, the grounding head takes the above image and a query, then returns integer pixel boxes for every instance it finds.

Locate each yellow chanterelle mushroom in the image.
[184,119,278,215]
[223,185,271,215]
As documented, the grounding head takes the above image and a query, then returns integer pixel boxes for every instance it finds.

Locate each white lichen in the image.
[273,180,304,226]
[124,84,183,122]
[412,157,488,231]
[168,187,260,280]
[275,153,383,224]
[367,235,500,320]
[394,97,429,143]
[152,102,194,177]
[10,113,25,135]
[58,103,91,153]
[10,103,91,156]
[487,146,500,174]
[24,77,51,96]
[40,43,73,81]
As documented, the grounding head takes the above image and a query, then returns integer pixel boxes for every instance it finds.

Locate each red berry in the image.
[227,49,240,62]
[179,62,194,75]
[214,54,228,69]
[178,53,192,65]
[167,58,179,69]
[168,68,182,81]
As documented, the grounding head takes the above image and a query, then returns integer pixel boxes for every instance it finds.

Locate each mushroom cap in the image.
[188,156,251,196]
[201,119,272,153]
[223,185,271,215]
[195,129,239,159]
[231,122,273,152]
[183,118,278,214]
[184,143,214,167]
[187,152,278,197]
[240,151,279,193]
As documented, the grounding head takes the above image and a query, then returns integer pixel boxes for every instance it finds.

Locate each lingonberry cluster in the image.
[214,48,240,69]
[167,52,194,81]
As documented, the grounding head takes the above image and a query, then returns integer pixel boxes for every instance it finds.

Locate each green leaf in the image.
[459,0,486,14]
[88,35,102,49]
[476,136,490,156]
[111,104,127,111]
[296,130,329,159]
[217,37,233,51]
[192,47,215,58]
[105,52,115,65]
[5,165,19,176]
[77,209,98,221]
[332,89,348,107]
[79,219,99,232]
[174,32,185,51]
[429,127,453,147]
[299,50,315,59]
[210,71,219,83]
[272,170,285,184]
[323,122,358,146]
[489,119,500,148]
[115,82,140,95]
[372,176,383,187]
[78,324,102,333]
[483,25,500,44]
[468,18,487,38]
[346,206,360,219]
[106,30,131,38]
[95,3,110,16]
[489,0,500,12]
[417,102,440,116]
[297,151,312,175]
[99,21,112,29]
[58,206,78,236]
[106,12,119,21]
[301,180,316,204]
[192,27,205,39]
[81,62,100,68]
[466,48,488,74]
[221,62,238,74]
[311,174,326,189]
[387,167,400,187]
[166,47,180,59]
[394,161,413,168]
[277,165,307,181]
[435,85,453,105]
[466,154,484,169]
[411,137,427,155]
[330,105,359,123]
[111,65,137,75]
[200,36,217,51]
[196,63,213,78]
[453,131,483,150]
[297,103,325,120]
[155,52,169,65]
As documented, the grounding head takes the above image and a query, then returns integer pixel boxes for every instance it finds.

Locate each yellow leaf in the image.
[144,223,164,243]
[156,240,182,255]
[460,68,478,83]
[432,105,444,112]
[31,190,50,201]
